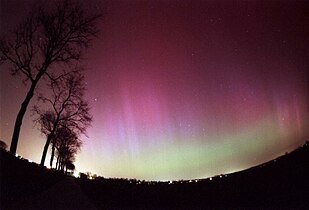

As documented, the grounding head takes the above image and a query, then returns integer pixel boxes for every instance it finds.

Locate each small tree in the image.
[66,161,76,175]
[0,0,100,155]
[33,71,92,167]
[54,126,81,172]
[54,127,82,172]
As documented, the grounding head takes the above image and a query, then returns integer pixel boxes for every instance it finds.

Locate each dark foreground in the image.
[1,142,309,209]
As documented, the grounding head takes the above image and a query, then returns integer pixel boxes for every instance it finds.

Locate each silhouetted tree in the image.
[0,0,100,155]
[53,126,81,172]
[65,160,76,174]
[0,140,8,150]
[79,172,88,179]
[33,71,92,167]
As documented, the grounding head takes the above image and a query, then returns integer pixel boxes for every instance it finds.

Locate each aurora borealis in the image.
[0,0,308,181]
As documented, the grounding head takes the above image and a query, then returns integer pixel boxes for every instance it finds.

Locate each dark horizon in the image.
[1,141,309,209]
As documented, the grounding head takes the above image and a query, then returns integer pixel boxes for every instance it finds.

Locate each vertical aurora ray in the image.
[77,54,308,180]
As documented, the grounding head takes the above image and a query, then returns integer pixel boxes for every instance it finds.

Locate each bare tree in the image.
[0,0,100,155]
[65,161,76,175]
[53,126,81,173]
[33,71,92,167]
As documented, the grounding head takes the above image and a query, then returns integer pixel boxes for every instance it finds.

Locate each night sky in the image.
[1,0,308,181]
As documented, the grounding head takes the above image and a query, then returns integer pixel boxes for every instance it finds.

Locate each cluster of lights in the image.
[78,174,232,185]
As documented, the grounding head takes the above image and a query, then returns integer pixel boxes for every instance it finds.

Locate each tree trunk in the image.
[10,64,48,155]
[10,81,37,155]
[40,133,53,167]
[61,159,65,172]
[58,156,62,170]
[56,154,60,170]
[50,144,55,168]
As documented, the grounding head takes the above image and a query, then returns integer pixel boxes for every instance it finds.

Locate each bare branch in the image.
[33,69,92,167]
[2,0,100,157]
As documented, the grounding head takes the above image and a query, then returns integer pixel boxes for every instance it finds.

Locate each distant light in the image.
[195,179,198,182]
[219,175,222,178]
[169,181,173,184]
[209,177,212,181]
[73,172,79,178]
[28,159,32,163]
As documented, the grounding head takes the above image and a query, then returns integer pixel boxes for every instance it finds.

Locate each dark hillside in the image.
[1,142,309,209]
[0,150,64,209]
